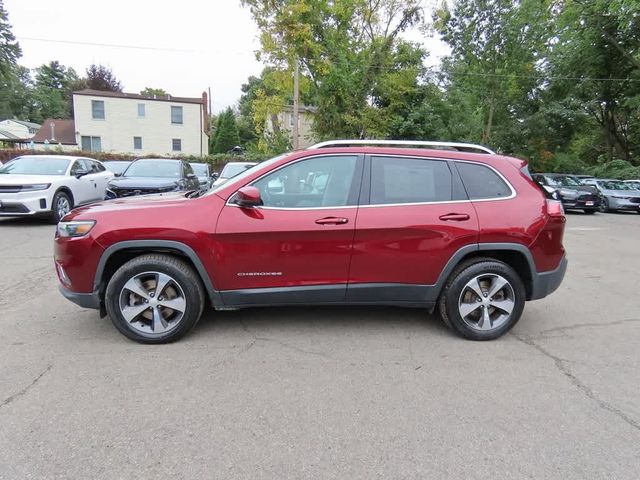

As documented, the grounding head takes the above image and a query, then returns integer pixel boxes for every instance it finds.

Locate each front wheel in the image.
[438,259,526,341]
[599,198,610,213]
[105,254,205,344]
[51,191,72,223]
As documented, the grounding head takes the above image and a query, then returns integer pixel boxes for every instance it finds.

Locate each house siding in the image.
[73,94,208,156]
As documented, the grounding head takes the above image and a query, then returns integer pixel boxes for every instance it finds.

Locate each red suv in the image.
[55,140,567,344]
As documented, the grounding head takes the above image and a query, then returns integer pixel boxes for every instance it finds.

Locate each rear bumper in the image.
[529,255,568,300]
[59,285,100,309]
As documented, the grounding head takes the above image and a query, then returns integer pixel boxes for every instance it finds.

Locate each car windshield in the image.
[190,164,209,176]
[103,161,131,175]
[0,156,70,175]
[123,160,181,178]
[221,163,256,178]
[546,175,581,187]
[204,154,287,196]
[600,181,634,190]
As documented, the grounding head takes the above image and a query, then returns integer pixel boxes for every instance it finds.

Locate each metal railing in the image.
[307,139,496,154]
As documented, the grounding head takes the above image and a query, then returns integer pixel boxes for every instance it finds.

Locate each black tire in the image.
[438,258,526,341]
[50,190,72,223]
[583,209,596,214]
[105,254,206,344]
[599,198,610,213]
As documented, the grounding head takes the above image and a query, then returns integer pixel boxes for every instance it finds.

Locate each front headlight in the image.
[22,183,51,191]
[57,220,96,238]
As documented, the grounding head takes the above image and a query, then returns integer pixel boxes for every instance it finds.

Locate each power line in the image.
[18,37,198,53]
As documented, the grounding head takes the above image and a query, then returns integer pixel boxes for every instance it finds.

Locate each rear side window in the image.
[370,156,452,205]
[456,162,512,200]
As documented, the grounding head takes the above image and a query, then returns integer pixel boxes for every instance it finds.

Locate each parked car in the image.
[105,158,201,199]
[0,155,113,222]
[102,160,132,177]
[531,173,601,213]
[189,162,213,190]
[55,140,567,344]
[211,161,258,187]
[581,178,640,213]
[623,179,640,190]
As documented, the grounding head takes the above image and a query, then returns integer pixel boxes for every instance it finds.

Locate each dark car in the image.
[56,140,567,344]
[105,158,200,199]
[102,160,132,177]
[189,162,213,190]
[532,173,601,214]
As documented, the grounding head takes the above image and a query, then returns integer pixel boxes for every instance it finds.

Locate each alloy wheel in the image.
[457,274,515,332]
[56,196,71,219]
[118,271,187,335]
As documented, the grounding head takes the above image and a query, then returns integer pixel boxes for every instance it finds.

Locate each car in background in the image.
[105,158,201,199]
[0,155,112,222]
[211,161,258,187]
[623,179,640,190]
[532,173,601,213]
[581,178,640,213]
[189,162,213,190]
[102,160,132,177]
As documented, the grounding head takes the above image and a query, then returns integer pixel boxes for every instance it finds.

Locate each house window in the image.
[171,106,183,124]
[133,136,143,150]
[172,138,182,152]
[81,136,102,152]
[289,113,294,127]
[137,103,145,118]
[91,100,105,120]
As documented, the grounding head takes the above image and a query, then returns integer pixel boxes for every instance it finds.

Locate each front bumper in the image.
[58,285,100,309]
[530,255,568,300]
[560,194,600,210]
[0,191,52,216]
[608,197,640,211]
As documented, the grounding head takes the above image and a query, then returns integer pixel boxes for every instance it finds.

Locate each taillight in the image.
[546,199,564,217]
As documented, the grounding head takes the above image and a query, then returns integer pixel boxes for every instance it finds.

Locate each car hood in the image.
[66,192,191,218]
[108,177,179,189]
[601,189,640,196]
[0,174,63,184]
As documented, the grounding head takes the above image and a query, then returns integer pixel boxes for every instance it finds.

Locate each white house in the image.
[0,119,41,143]
[264,105,317,149]
[72,89,209,156]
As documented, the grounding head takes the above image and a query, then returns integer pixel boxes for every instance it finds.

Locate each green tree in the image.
[32,61,80,121]
[140,87,169,97]
[0,65,34,120]
[211,108,240,153]
[241,0,424,139]
[85,64,123,92]
[0,0,20,82]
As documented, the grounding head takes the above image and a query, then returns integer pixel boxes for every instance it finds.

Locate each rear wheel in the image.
[439,259,526,341]
[105,254,205,344]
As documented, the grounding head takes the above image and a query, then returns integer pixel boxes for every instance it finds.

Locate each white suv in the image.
[0,155,113,222]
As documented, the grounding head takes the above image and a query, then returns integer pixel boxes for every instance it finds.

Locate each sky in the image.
[5,0,449,113]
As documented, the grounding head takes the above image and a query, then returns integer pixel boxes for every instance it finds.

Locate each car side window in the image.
[370,156,453,205]
[70,160,89,175]
[456,162,512,200]
[92,161,105,173]
[252,155,358,208]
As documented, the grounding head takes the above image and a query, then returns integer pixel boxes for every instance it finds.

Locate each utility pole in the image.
[292,59,300,150]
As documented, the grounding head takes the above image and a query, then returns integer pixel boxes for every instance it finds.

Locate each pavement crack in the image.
[537,318,640,336]
[238,319,328,358]
[511,333,640,433]
[0,364,52,409]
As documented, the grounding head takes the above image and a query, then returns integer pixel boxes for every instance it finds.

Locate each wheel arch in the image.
[94,240,220,307]
[53,186,75,207]
[434,243,537,301]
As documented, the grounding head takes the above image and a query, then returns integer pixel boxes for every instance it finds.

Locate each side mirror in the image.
[234,186,262,208]
[74,170,90,179]
[187,173,197,180]
[211,172,219,180]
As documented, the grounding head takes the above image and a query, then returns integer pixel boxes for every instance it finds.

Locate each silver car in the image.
[582,179,640,213]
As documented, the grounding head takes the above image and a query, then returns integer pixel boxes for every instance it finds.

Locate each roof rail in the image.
[307,139,496,154]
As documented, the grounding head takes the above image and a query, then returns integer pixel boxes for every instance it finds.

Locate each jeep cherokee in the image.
[55,140,567,343]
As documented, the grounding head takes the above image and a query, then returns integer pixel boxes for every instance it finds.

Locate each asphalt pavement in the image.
[0,212,639,479]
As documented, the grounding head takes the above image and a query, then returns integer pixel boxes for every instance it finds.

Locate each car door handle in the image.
[439,213,470,221]
[315,217,349,225]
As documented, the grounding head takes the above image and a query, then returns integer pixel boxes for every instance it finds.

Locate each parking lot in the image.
[0,212,639,479]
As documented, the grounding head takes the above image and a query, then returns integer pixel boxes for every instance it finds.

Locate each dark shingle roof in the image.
[73,89,205,105]
[32,119,77,145]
